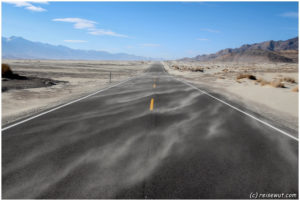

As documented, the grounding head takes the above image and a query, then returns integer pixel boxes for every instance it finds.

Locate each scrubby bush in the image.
[256,78,269,86]
[172,65,180,70]
[270,80,285,88]
[2,63,27,80]
[191,68,204,72]
[282,77,296,84]
[237,74,257,80]
[256,78,285,88]
[2,63,13,78]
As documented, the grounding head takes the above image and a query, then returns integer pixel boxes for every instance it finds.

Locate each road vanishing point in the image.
[2,63,298,199]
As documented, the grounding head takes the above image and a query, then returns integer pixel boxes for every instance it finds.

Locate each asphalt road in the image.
[2,63,298,199]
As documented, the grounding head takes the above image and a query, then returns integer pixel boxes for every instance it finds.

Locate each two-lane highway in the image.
[2,63,298,199]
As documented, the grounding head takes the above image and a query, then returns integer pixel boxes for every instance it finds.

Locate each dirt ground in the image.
[163,61,298,131]
[2,59,298,132]
[2,60,151,125]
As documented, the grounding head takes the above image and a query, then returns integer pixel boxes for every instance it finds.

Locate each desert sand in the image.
[2,60,150,125]
[163,61,298,131]
[2,59,298,132]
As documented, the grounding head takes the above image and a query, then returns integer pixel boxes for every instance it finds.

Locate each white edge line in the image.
[2,76,136,132]
[174,77,298,142]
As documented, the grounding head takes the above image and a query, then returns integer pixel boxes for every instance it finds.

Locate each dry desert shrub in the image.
[236,74,257,80]
[182,66,190,71]
[191,67,204,72]
[282,77,296,84]
[256,78,269,86]
[256,78,285,88]
[172,65,180,70]
[2,63,13,78]
[270,80,285,88]
[292,86,298,92]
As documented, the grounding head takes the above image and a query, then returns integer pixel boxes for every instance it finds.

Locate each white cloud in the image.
[140,43,160,47]
[5,1,30,7]
[88,29,128,37]
[53,18,96,29]
[26,5,46,12]
[197,38,209,41]
[53,17,128,38]
[280,12,298,18]
[201,28,220,33]
[31,1,48,4]
[63,40,87,43]
[4,1,47,12]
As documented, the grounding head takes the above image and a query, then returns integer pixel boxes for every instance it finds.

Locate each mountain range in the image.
[2,36,298,62]
[2,36,154,61]
[182,37,298,63]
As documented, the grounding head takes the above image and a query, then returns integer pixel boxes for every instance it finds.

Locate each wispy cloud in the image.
[53,17,128,38]
[26,5,46,12]
[4,1,47,12]
[201,28,220,33]
[32,1,48,4]
[280,12,298,18]
[196,38,209,41]
[63,40,87,43]
[88,29,128,38]
[140,43,160,47]
[53,18,96,29]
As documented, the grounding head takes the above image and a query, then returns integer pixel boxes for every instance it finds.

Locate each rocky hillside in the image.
[183,37,298,63]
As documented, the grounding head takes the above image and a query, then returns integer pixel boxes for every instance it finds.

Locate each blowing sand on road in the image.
[2,1,299,200]
[2,63,298,199]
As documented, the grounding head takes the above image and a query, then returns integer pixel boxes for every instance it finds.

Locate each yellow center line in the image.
[150,98,154,111]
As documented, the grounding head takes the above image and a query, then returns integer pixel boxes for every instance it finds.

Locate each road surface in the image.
[2,63,298,199]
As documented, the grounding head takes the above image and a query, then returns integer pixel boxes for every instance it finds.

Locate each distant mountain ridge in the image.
[182,37,298,63]
[2,36,154,60]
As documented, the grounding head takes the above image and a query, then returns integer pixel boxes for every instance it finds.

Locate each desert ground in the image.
[2,60,150,125]
[2,60,298,132]
[163,61,298,131]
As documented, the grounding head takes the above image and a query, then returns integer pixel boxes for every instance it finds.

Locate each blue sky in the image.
[2,1,298,59]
